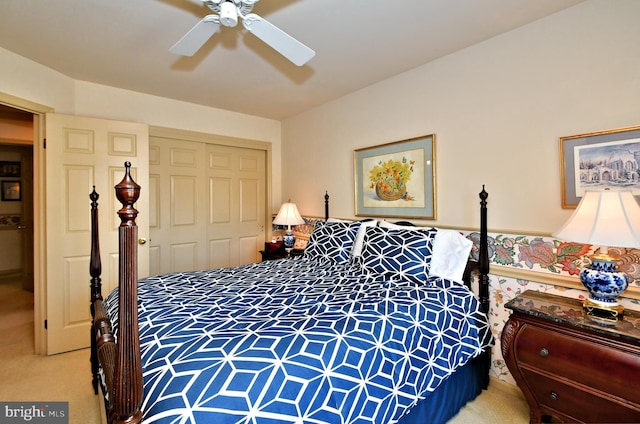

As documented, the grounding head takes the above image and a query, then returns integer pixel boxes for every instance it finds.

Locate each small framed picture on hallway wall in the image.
[1,181,21,201]
[0,161,20,178]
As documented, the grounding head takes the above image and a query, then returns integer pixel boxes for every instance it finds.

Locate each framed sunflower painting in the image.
[354,135,436,219]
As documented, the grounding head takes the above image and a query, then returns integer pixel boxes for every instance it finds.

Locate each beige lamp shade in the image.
[273,202,305,228]
[553,189,640,249]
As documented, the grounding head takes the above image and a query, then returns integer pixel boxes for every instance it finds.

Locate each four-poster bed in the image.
[90,163,492,424]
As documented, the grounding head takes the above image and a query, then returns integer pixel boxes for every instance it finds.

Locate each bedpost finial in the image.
[115,162,141,226]
[479,185,488,203]
[324,191,330,221]
[90,186,99,206]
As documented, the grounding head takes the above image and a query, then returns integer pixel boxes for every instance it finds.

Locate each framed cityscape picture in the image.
[560,125,640,208]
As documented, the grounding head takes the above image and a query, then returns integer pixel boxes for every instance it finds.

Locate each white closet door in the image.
[148,138,207,275]
[149,136,266,276]
[207,144,266,268]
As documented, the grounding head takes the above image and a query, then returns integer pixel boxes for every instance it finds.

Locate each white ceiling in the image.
[0,0,583,120]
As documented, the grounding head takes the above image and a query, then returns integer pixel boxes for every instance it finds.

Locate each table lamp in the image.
[273,200,305,254]
[553,189,640,318]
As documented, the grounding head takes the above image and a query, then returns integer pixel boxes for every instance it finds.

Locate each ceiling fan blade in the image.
[242,13,315,66]
[170,15,220,56]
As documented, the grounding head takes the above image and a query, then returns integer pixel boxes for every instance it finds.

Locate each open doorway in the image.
[0,104,35,352]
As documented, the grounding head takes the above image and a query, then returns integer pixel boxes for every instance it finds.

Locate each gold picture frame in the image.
[560,125,640,208]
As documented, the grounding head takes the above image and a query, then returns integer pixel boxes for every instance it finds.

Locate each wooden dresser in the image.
[502,290,640,423]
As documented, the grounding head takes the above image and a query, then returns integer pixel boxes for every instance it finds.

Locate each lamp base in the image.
[583,298,624,323]
[283,230,296,254]
[580,254,628,322]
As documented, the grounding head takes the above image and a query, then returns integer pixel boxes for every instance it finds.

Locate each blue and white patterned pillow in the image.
[304,221,362,264]
[360,225,437,284]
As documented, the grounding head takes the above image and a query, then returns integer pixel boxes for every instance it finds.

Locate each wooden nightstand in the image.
[259,243,304,261]
[502,290,640,423]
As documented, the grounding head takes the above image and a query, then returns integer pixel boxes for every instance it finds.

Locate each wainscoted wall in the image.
[471,230,640,384]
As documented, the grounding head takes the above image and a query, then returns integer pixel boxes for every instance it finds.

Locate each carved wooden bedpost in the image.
[90,187,102,395]
[478,185,490,314]
[478,185,491,390]
[111,162,143,424]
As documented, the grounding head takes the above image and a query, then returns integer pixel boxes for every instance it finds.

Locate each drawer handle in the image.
[550,392,558,401]
[539,348,549,357]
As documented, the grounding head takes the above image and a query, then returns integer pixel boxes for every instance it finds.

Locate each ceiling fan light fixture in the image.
[171,0,314,66]
[220,1,238,27]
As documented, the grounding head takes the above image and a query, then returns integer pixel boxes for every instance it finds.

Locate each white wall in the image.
[282,0,640,233]
[0,48,76,113]
[0,48,284,212]
[74,81,279,142]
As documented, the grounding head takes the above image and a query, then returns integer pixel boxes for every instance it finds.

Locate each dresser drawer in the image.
[522,369,640,423]
[515,323,640,404]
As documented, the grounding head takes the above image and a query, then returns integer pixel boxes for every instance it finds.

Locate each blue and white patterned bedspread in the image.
[105,257,492,424]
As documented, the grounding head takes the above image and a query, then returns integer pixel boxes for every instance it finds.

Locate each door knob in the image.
[138,238,147,245]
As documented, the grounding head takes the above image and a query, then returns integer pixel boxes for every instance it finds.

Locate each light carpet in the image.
[0,277,529,424]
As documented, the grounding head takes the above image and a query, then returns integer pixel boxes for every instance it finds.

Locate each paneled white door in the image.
[149,137,265,276]
[45,113,149,354]
[207,143,265,268]
[148,138,208,274]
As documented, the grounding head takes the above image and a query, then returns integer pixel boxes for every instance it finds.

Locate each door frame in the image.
[0,92,53,355]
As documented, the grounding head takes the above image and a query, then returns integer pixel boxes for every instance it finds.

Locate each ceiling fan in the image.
[170,0,315,66]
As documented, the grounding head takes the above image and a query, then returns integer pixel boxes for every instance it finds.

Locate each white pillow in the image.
[326,218,377,257]
[379,220,417,231]
[352,220,378,257]
[429,229,473,284]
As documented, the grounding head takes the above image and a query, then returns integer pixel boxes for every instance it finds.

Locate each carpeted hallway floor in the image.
[0,276,530,424]
[0,276,101,423]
